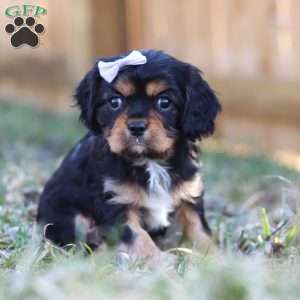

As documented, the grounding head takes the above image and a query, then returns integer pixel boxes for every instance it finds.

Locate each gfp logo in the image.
[4,5,47,48]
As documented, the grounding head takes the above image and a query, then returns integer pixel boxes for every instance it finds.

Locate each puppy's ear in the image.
[182,66,221,140]
[74,65,102,132]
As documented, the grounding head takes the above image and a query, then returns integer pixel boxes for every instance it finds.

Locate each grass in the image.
[0,100,300,299]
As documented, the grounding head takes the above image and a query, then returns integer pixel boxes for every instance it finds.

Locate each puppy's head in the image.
[75,50,221,159]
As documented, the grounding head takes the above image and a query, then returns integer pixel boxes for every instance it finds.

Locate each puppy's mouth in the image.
[132,136,145,145]
[127,135,147,154]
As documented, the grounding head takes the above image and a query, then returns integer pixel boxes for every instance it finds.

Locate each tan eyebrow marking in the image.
[145,80,169,97]
[114,77,136,97]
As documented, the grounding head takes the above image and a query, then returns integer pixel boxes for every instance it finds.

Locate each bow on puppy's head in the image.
[98,50,147,83]
[75,50,221,158]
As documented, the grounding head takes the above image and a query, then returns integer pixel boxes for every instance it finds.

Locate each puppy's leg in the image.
[38,214,76,246]
[117,209,162,261]
[177,202,217,254]
[39,209,100,249]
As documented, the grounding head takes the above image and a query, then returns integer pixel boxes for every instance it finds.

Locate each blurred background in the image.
[0,0,300,169]
[1,1,300,275]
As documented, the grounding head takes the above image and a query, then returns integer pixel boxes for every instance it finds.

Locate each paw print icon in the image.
[5,17,44,47]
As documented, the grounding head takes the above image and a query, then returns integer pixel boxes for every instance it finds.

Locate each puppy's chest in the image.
[104,161,203,230]
[140,161,173,230]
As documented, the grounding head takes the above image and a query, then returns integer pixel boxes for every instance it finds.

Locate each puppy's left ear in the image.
[182,66,221,140]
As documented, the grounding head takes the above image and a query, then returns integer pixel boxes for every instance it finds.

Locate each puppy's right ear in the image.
[74,65,102,132]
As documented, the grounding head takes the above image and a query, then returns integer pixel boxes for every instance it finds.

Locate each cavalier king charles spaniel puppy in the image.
[37,50,221,260]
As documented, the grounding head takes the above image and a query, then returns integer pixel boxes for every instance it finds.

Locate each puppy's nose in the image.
[127,120,148,137]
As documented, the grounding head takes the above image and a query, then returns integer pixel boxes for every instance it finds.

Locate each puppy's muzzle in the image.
[127,119,148,137]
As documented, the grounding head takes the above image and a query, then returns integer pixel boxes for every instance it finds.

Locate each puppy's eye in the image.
[156,97,172,111]
[109,97,123,110]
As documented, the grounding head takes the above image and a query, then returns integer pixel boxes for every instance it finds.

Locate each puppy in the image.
[37,50,221,260]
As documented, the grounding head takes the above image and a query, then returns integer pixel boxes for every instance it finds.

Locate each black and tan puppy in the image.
[37,50,221,260]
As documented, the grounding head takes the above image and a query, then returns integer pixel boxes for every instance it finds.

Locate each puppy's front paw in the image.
[116,233,161,262]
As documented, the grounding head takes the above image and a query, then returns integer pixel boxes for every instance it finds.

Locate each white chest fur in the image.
[144,161,173,230]
[104,161,176,230]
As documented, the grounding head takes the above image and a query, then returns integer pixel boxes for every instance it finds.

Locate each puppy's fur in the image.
[37,50,221,258]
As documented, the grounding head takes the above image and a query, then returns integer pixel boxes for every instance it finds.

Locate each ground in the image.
[0,101,299,299]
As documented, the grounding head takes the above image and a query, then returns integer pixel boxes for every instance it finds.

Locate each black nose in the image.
[127,120,148,137]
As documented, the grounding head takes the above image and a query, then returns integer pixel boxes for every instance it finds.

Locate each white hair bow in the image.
[97,50,147,83]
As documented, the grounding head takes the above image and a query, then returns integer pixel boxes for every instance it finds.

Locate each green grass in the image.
[203,151,299,202]
[0,100,84,155]
[0,101,299,299]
